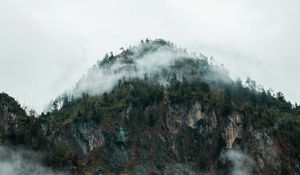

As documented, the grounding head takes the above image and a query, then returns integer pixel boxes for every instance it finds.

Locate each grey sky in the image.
[0,0,299,112]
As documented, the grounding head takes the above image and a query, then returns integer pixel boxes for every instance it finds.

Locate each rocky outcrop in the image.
[240,131,282,174]
[166,101,218,134]
[52,120,104,154]
[163,101,299,174]
[186,101,204,128]
[1,92,299,175]
[222,113,243,149]
[166,104,186,134]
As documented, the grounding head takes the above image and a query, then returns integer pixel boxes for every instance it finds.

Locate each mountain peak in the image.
[1,40,299,175]
[73,39,230,97]
[98,39,181,68]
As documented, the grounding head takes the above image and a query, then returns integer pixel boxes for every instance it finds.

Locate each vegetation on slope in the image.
[1,39,300,174]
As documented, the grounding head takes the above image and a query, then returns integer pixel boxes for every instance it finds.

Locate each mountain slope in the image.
[1,39,300,174]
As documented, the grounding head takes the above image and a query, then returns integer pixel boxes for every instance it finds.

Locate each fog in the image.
[0,146,67,175]
[0,0,300,112]
[72,42,191,97]
[221,149,255,175]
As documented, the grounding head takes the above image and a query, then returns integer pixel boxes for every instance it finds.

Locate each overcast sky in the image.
[1,0,299,113]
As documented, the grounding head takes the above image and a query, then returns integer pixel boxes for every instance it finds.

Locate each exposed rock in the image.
[53,120,104,154]
[166,101,218,136]
[1,91,299,174]
[186,101,204,128]
[166,104,186,134]
[241,131,281,174]
[223,113,243,149]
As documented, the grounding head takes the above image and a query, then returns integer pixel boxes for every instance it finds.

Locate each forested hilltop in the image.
[1,39,300,174]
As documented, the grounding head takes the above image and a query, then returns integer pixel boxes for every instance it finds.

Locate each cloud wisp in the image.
[221,149,255,175]
[0,146,68,175]
[72,41,191,97]
[67,40,230,101]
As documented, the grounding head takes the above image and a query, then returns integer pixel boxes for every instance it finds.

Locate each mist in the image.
[221,149,255,175]
[0,0,300,113]
[72,42,192,97]
[0,146,68,175]
[67,41,230,101]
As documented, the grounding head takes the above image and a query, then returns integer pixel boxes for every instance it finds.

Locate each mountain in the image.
[1,39,300,175]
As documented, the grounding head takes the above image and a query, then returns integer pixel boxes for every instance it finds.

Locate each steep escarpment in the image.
[1,39,300,174]
[43,83,299,174]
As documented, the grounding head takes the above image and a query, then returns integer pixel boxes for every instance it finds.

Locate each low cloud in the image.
[0,146,67,175]
[66,40,231,101]
[71,42,192,97]
[221,149,255,175]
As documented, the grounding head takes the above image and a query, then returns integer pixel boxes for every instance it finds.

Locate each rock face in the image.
[223,113,243,149]
[240,131,282,174]
[186,101,204,128]
[166,101,217,135]
[52,120,104,154]
[1,92,299,175]
[42,99,297,174]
